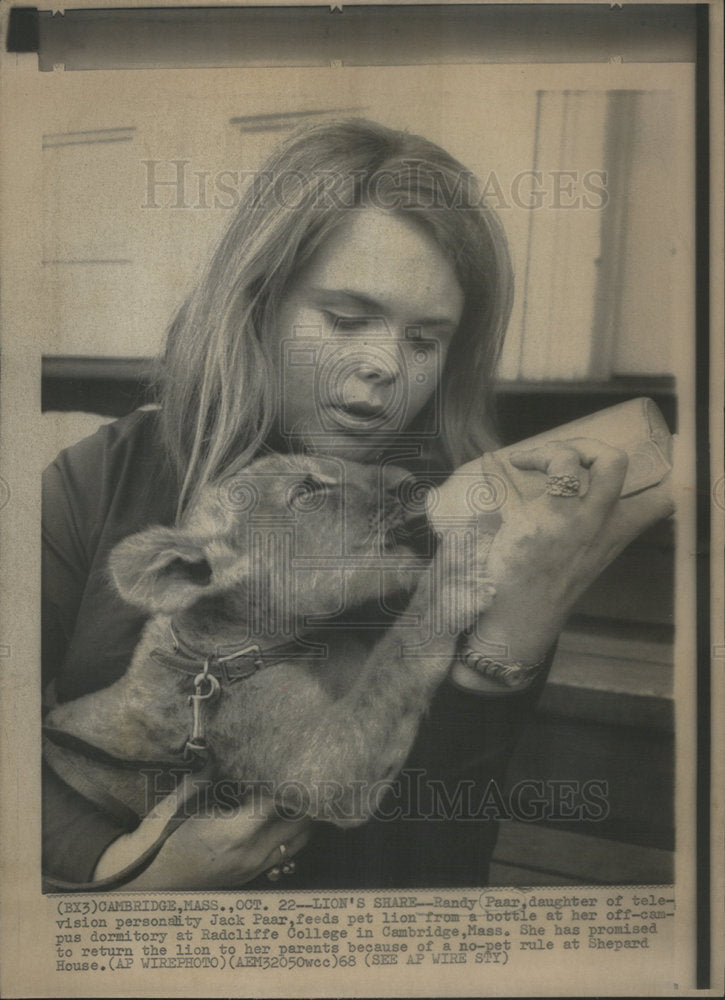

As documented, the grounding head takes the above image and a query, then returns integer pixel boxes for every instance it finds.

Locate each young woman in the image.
[42,118,629,889]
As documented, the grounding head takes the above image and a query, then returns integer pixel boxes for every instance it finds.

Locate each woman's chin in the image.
[268,423,411,464]
[298,433,388,462]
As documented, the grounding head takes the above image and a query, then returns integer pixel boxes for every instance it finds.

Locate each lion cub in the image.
[46,453,495,825]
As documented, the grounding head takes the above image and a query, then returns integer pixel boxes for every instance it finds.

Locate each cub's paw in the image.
[433,531,497,634]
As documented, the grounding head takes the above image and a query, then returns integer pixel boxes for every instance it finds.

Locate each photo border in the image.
[1,1,722,996]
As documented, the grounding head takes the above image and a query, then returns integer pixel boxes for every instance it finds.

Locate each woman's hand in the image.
[93,788,312,890]
[451,437,633,691]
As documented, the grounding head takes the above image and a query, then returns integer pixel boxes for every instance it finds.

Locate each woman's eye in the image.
[325,312,377,333]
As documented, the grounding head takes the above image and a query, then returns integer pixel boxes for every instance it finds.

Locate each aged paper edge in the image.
[0,1,722,997]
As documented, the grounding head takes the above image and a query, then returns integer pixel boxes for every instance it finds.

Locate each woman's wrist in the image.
[458,643,547,685]
[450,609,558,694]
[92,823,160,882]
[470,594,564,660]
[92,824,199,890]
[92,800,183,882]
[450,643,550,694]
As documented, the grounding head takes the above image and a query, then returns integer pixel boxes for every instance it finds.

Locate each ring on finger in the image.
[266,842,297,881]
[277,843,297,876]
[545,473,581,497]
[266,861,296,881]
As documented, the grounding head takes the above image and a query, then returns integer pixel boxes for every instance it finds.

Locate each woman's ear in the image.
[109,526,216,614]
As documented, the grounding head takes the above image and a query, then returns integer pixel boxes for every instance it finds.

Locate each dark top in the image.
[42,408,550,889]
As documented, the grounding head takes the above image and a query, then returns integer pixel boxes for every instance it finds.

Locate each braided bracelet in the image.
[459,646,548,689]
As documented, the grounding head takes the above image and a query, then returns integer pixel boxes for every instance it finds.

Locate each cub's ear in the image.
[109,526,225,614]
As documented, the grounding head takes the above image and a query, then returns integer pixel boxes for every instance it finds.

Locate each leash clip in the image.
[185,661,221,759]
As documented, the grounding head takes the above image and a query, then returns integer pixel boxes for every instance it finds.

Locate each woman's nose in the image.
[354,361,397,385]
[352,343,403,385]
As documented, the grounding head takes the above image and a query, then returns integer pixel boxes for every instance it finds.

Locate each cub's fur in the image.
[46,453,495,825]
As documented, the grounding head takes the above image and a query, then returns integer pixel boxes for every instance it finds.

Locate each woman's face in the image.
[271,207,464,458]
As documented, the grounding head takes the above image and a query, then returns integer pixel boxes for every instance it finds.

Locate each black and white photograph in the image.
[0,1,721,997]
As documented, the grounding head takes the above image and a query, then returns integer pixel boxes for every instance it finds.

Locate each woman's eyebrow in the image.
[309,287,458,330]
[309,287,382,312]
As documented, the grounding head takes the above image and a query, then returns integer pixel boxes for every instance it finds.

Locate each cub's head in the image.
[109,454,431,621]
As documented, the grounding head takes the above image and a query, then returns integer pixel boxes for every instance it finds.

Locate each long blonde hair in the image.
[158,118,513,517]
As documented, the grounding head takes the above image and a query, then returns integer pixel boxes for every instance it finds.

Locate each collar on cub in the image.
[149,620,315,685]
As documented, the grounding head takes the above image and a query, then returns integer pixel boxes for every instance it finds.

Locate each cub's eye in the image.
[287,475,328,512]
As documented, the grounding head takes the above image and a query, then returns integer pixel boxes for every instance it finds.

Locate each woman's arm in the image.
[42,446,137,882]
[449,438,632,693]
[42,420,310,890]
[93,796,311,890]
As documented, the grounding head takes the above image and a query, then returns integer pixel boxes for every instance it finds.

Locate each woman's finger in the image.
[239,795,312,859]
[509,437,628,507]
[557,437,628,508]
[478,451,527,515]
[259,825,311,873]
[508,442,590,498]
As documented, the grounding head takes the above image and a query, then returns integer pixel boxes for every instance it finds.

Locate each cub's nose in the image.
[384,516,436,557]
[372,467,437,555]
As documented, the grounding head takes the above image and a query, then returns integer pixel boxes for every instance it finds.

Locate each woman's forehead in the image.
[292,208,465,322]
